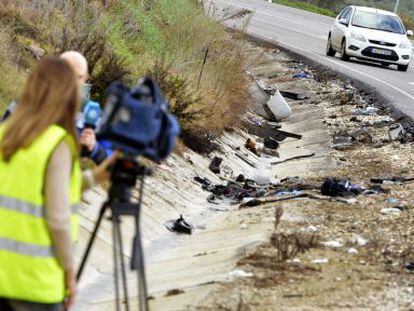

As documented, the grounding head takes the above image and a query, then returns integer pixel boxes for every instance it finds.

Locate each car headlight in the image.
[399,41,412,49]
[350,32,366,42]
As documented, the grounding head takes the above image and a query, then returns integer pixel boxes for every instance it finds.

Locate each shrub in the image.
[0,0,249,155]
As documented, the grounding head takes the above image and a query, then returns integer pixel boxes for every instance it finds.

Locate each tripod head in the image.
[108,157,152,205]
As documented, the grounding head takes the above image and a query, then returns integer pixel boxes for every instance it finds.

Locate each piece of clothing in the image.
[0,298,63,311]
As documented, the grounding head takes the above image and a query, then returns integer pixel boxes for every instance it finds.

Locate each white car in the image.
[326,6,413,72]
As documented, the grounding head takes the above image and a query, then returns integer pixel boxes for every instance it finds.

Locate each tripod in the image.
[77,159,151,311]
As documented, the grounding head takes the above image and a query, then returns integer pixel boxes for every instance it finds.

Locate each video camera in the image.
[96,77,180,162]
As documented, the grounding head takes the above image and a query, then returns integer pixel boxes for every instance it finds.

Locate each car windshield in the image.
[352,11,405,34]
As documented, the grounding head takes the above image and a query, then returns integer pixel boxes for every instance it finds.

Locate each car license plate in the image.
[371,48,392,56]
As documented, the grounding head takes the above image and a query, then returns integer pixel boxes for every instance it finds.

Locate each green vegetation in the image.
[0,0,249,152]
[272,0,336,17]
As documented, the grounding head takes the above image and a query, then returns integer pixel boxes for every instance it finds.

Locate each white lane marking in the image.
[250,32,414,102]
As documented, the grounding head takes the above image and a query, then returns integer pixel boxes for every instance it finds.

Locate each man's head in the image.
[60,51,89,85]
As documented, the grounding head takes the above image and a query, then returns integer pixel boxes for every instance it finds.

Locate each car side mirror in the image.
[339,18,348,26]
[407,30,413,37]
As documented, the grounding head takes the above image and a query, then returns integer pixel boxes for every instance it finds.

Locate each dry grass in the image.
[0,0,250,153]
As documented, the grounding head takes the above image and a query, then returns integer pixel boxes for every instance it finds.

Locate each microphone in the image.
[83,101,101,129]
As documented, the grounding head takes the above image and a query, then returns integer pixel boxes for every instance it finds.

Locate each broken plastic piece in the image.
[165,215,193,234]
[263,136,280,150]
[245,139,260,156]
[279,90,310,101]
[388,123,406,141]
[352,106,378,116]
[292,71,312,79]
[209,157,222,174]
[264,90,292,121]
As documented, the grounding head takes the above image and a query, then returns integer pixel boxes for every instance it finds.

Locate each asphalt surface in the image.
[216,0,414,119]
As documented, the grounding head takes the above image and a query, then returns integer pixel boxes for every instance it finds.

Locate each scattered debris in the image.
[380,208,402,216]
[304,225,318,233]
[371,176,414,184]
[353,235,368,246]
[194,176,214,191]
[405,262,414,271]
[236,174,246,182]
[388,123,406,141]
[321,241,343,248]
[276,190,303,196]
[271,153,315,165]
[240,224,249,230]
[165,215,193,234]
[352,106,379,116]
[271,129,302,141]
[265,90,292,121]
[292,71,312,79]
[320,178,364,197]
[209,156,223,174]
[348,248,359,254]
[245,138,260,156]
[239,192,359,209]
[228,270,253,278]
[235,152,256,168]
[332,142,354,150]
[312,258,329,264]
[263,136,280,149]
[279,90,310,101]
[165,289,185,297]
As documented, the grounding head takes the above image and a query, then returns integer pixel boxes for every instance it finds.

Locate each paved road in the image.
[216,0,414,118]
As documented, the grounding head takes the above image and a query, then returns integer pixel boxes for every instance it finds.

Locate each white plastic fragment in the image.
[381,208,402,215]
[356,236,368,246]
[228,269,253,278]
[322,241,343,248]
[305,225,318,232]
[240,224,249,230]
[312,258,329,264]
[265,90,292,121]
[348,248,359,254]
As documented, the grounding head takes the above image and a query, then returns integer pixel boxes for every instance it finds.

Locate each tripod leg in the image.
[77,202,108,281]
[134,232,149,311]
[112,213,121,311]
[134,176,149,311]
[115,216,130,311]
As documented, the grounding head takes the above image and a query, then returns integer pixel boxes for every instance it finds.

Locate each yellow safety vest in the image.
[0,124,82,303]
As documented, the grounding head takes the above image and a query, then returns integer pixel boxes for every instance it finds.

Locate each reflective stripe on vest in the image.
[0,125,82,303]
[0,196,81,217]
[0,237,54,257]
